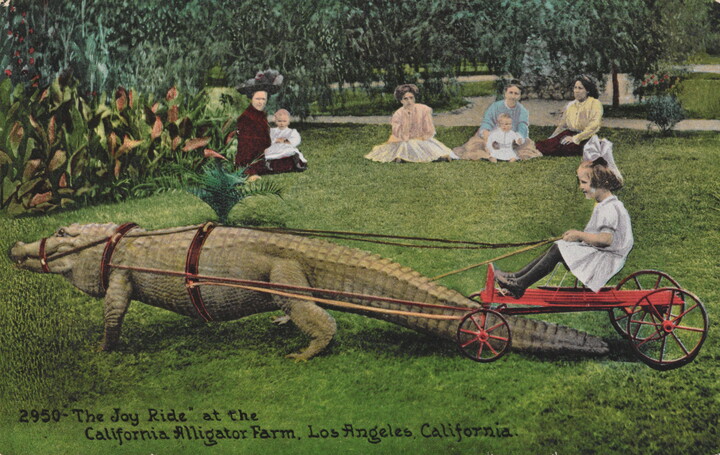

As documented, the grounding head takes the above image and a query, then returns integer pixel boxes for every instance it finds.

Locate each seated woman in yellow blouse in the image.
[536,76,603,157]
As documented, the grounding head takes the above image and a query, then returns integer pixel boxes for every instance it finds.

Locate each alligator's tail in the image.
[505,316,609,355]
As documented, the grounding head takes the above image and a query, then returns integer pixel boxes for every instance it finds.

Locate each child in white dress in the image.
[265,109,307,171]
[486,113,523,162]
[495,154,632,297]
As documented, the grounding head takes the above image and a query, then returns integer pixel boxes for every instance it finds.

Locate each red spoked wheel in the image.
[610,270,681,338]
[457,309,511,362]
[626,288,708,370]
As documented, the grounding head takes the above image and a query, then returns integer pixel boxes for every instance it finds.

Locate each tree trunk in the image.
[611,63,620,108]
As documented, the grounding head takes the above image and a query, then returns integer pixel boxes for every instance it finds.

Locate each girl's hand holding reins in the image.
[562,230,584,242]
[562,230,613,247]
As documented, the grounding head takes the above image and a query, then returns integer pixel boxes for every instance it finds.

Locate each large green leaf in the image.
[0,149,12,167]
[23,137,36,164]
[16,176,43,199]
[8,121,23,156]
[1,175,18,207]
[0,78,12,112]
[68,149,88,178]
[49,150,67,172]
[5,196,27,217]
[49,79,63,107]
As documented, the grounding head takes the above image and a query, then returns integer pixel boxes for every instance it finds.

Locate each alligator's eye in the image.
[56,228,67,237]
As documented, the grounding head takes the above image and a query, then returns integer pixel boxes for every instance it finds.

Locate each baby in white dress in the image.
[265,109,307,169]
[486,113,523,163]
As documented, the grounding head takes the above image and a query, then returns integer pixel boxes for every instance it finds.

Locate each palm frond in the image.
[185,159,283,224]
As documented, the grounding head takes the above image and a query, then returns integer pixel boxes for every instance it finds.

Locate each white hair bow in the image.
[583,135,623,182]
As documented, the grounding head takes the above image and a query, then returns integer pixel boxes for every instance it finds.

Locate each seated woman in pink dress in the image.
[365,84,458,163]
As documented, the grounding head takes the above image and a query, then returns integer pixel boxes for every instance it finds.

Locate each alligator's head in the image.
[10,223,121,296]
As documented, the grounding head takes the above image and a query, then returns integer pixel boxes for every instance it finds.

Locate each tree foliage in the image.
[0,0,714,114]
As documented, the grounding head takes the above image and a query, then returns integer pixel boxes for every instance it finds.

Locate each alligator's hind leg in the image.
[101,270,133,351]
[269,260,336,361]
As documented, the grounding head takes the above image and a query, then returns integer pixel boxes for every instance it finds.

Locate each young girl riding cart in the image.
[457,148,708,370]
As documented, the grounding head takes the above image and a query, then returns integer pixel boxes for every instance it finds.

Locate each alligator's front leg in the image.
[270,260,336,361]
[101,270,133,351]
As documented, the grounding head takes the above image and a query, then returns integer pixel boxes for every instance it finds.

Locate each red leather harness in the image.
[184,222,215,322]
[99,223,139,291]
[38,222,218,323]
[39,222,138,280]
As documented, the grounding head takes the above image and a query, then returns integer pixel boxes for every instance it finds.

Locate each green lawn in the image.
[309,89,473,116]
[602,103,648,119]
[686,52,720,64]
[1,124,718,454]
[676,78,720,118]
[309,81,496,116]
[459,80,497,97]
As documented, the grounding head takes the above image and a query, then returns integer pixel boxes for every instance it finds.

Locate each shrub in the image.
[644,95,685,134]
[185,159,283,225]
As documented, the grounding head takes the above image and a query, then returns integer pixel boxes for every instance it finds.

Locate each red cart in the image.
[457,265,709,370]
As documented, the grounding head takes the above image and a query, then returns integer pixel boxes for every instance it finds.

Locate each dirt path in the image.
[306,69,720,131]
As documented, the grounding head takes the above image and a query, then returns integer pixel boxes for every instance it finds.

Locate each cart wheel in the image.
[626,288,708,370]
[610,270,681,338]
[457,309,511,362]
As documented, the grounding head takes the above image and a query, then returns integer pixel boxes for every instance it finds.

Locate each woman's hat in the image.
[237,69,284,97]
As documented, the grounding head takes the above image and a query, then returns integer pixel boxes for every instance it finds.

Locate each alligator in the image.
[9,222,609,361]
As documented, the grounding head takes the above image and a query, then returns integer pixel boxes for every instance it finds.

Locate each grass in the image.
[682,72,720,81]
[1,124,719,454]
[308,81,495,116]
[602,103,648,119]
[459,80,497,97]
[309,88,472,116]
[675,79,720,118]
[686,52,720,65]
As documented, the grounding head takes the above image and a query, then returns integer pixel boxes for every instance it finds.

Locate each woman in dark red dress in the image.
[235,70,301,179]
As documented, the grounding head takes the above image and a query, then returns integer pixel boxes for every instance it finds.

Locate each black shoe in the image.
[495,273,525,299]
[493,266,515,282]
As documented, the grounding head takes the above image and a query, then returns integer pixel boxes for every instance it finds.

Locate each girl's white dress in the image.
[365,103,458,162]
[265,127,307,164]
[556,196,633,292]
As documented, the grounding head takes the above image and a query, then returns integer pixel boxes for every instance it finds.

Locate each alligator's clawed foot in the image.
[97,342,116,352]
[285,353,310,362]
[271,314,291,325]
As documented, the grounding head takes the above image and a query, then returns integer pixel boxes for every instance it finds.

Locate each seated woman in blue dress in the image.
[453,81,541,161]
